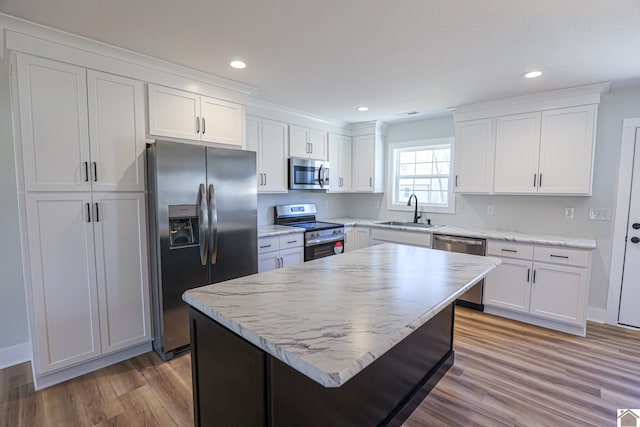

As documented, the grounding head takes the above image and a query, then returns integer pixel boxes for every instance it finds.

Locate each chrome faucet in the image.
[407,194,421,223]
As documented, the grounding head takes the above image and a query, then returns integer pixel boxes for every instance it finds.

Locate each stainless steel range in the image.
[274,204,345,261]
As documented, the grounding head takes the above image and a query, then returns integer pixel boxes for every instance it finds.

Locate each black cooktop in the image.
[285,221,343,232]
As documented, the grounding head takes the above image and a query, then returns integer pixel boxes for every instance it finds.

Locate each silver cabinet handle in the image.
[196,117,200,134]
[264,173,267,186]
[310,143,313,154]
[533,173,537,187]
[209,183,218,265]
[527,268,530,282]
[92,162,97,182]
[533,269,537,284]
[550,254,569,259]
[202,117,206,135]
[287,240,297,244]
[198,184,208,266]
[83,162,89,182]
[501,249,517,253]
[369,177,373,187]
[94,202,100,222]
[455,175,458,187]
[86,203,91,222]
[280,257,284,268]
[539,173,543,187]
[260,244,272,249]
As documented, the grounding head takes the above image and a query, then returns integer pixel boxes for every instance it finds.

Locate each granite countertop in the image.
[258,224,304,238]
[324,218,596,249]
[183,244,501,388]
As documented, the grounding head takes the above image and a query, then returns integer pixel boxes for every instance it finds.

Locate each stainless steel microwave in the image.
[289,158,329,190]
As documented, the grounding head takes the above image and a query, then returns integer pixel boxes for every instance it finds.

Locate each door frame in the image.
[606,118,640,325]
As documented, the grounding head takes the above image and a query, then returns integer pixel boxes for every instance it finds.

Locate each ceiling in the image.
[2,0,640,123]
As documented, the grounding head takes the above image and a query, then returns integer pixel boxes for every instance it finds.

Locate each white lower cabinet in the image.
[258,233,304,273]
[25,192,151,374]
[344,226,355,252]
[354,227,371,250]
[484,240,591,335]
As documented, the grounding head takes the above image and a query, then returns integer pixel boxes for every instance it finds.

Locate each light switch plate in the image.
[487,205,495,216]
[373,200,380,209]
[565,208,575,219]
[589,207,611,221]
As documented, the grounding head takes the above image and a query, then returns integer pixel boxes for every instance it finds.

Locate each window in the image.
[387,138,455,214]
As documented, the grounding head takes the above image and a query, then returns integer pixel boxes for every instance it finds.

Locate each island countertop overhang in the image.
[183,244,501,387]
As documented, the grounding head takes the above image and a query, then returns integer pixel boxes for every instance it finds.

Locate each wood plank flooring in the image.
[1,308,639,426]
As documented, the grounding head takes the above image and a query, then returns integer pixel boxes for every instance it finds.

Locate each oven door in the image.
[304,236,344,261]
[289,158,329,190]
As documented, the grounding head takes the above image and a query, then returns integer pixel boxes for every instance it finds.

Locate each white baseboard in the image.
[0,341,31,369]
[586,307,606,324]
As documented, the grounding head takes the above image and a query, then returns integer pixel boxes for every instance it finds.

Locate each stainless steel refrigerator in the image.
[147,140,258,360]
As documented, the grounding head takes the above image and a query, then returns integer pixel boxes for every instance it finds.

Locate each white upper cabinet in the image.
[247,116,288,193]
[328,133,352,193]
[493,112,541,193]
[17,55,145,192]
[454,119,494,193]
[148,84,244,147]
[87,71,146,192]
[538,106,596,194]
[289,124,327,160]
[17,55,91,191]
[453,84,605,196]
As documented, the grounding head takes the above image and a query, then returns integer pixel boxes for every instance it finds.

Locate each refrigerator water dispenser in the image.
[168,205,199,248]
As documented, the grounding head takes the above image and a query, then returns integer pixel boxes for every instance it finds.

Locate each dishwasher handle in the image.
[433,235,485,246]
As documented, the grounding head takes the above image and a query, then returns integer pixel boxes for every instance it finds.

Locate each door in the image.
[94,193,151,354]
[261,119,288,192]
[454,119,494,193]
[352,134,375,192]
[207,147,258,284]
[148,84,200,140]
[87,71,146,192]
[493,112,541,193]
[280,247,304,268]
[289,124,310,158]
[25,193,101,372]
[530,263,587,325]
[484,259,532,313]
[17,54,91,192]
[619,129,640,327]
[151,141,209,354]
[200,96,243,146]
[308,128,327,160]
[538,106,596,194]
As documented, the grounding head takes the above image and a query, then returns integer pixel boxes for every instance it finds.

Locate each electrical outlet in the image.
[324,200,329,208]
[487,204,495,216]
[565,208,575,219]
[589,208,611,221]
[373,200,380,209]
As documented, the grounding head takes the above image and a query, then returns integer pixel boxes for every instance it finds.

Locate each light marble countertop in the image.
[258,224,304,238]
[183,244,501,388]
[324,217,596,249]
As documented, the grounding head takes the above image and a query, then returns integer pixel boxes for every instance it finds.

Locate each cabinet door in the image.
[246,116,261,188]
[483,259,532,313]
[354,227,371,249]
[538,106,596,195]
[87,71,145,192]
[25,193,101,373]
[93,193,151,354]
[328,134,342,192]
[352,135,375,192]
[340,136,353,192]
[530,263,587,325]
[200,96,243,147]
[148,84,199,140]
[454,119,494,193]
[261,120,289,193]
[17,55,90,191]
[258,253,279,273]
[344,227,355,252]
[493,113,541,193]
[309,128,327,160]
[280,247,304,268]
[289,124,310,158]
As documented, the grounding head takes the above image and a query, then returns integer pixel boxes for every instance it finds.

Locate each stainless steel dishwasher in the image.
[432,234,486,311]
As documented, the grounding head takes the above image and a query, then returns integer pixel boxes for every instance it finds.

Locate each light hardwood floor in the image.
[2,308,639,426]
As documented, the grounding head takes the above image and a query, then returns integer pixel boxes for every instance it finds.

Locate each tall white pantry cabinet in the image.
[13,54,151,387]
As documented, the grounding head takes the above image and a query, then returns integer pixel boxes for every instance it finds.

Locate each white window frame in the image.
[386,137,455,214]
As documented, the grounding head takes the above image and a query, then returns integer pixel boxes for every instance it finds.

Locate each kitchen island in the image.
[183,244,501,426]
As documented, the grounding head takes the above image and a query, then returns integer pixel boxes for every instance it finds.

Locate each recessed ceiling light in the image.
[523,70,543,79]
[357,106,369,112]
[229,60,246,69]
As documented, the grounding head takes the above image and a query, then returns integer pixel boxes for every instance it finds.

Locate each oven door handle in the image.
[306,235,344,246]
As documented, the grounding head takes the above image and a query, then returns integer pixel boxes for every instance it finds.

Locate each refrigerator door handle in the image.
[198,183,208,266]
[209,183,219,264]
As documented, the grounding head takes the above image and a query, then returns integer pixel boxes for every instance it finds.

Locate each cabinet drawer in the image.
[258,236,279,254]
[487,240,533,259]
[534,246,590,268]
[279,234,303,249]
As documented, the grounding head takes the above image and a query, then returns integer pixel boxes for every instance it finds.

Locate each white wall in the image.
[347,82,640,312]
[0,64,30,354]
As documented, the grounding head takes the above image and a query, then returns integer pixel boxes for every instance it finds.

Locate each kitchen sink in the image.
[377,221,437,229]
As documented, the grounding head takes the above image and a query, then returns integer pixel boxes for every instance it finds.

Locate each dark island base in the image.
[189,304,454,427]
